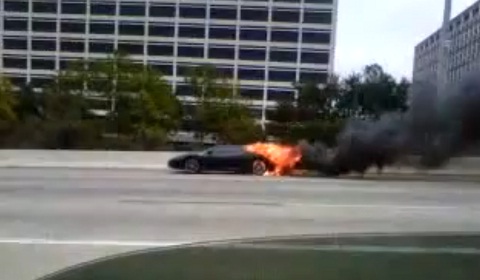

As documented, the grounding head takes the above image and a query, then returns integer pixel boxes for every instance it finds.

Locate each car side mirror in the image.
[205,150,213,156]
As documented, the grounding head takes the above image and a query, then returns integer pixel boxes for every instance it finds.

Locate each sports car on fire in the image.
[168,143,342,176]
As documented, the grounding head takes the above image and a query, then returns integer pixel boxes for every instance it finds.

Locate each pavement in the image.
[1,167,480,280]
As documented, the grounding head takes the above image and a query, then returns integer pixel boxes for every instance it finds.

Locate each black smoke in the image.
[313,72,480,176]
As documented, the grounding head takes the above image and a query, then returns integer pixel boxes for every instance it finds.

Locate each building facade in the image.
[0,0,338,122]
[413,0,480,86]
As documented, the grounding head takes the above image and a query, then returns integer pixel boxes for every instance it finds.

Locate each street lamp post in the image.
[437,0,452,96]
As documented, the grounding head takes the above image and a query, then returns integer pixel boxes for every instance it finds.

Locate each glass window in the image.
[216,65,234,77]
[239,48,266,61]
[3,57,27,69]
[32,38,56,51]
[269,69,296,82]
[176,84,194,96]
[240,28,267,41]
[210,7,237,20]
[304,0,333,3]
[177,65,200,77]
[119,22,145,36]
[238,68,265,80]
[30,77,53,88]
[33,1,57,13]
[179,5,206,19]
[301,51,329,64]
[61,21,86,33]
[89,41,114,53]
[32,58,56,70]
[270,49,297,62]
[240,88,263,99]
[241,8,268,21]
[59,59,74,70]
[4,1,28,12]
[150,5,176,17]
[3,38,28,50]
[303,11,332,24]
[90,2,115,15]
[268,89,295,101]
[148,24,174,37]
[120,3,145,16]
[61,40,85,52]
[272,9,300,23]
[32,19,57,32]
[9,76,27,87]
[179,26,206,39]
[149,63,173,76]
[89,21,115,35]
[4,18,28,31]
[148,44,174,56]
[61,2,86,14]
[209,26,236,40]
[178,45,204,58]
[118,42,144,55]
[300,71,327,83]
[302,31,331,44]
[208,46,235,59]
[271,29,298,42]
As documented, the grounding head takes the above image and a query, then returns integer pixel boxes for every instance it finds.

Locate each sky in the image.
[334,0,476,79]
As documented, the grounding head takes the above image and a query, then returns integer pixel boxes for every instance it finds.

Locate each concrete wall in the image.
[0,150,478,175]
[0,150,184,169]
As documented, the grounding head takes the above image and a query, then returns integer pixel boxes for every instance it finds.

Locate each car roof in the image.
[214,145,242,149]
[208,145,244,152]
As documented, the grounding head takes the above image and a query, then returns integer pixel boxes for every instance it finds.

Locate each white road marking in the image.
[0,239,189,247]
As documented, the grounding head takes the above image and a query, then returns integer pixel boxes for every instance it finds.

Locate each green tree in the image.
[0,76,18,122]
[336,64,409,119]
[51,52,181,147]
[185,65,260,144]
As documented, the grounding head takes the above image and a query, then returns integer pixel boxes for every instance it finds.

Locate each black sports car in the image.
[168,145,275,175]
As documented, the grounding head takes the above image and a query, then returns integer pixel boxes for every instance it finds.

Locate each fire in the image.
[244,142,302,176]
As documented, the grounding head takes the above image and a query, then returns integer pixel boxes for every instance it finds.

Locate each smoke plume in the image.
[317,72,480,176]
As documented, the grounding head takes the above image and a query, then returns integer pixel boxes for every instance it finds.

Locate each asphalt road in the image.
[1,168,480,280]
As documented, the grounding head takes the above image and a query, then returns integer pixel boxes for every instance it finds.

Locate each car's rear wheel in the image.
[252,159,267,176]
[184,158,201,174]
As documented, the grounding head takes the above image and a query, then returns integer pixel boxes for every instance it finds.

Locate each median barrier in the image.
[0,150,478,176]
[0,150,183,169]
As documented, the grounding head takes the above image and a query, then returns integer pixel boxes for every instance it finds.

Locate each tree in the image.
[51,52,181,146]
[0,76,17,122]
[336,64,409,119]
[185,65,260,144]
[294,77,340,121]
[128,66,182,148]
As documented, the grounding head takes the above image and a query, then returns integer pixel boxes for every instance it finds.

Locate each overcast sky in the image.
[334,0,476,79]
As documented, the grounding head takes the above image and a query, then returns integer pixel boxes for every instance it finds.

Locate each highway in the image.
[1,167,480,280]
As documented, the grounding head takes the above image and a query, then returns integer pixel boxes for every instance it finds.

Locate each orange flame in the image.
[244,142,302,176]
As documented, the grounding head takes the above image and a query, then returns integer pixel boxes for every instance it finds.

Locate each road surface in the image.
[1,167,480,280]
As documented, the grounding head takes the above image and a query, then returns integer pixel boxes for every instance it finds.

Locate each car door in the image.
[202,146,241,171]
[214,146,249,171]
[201,147,228,171]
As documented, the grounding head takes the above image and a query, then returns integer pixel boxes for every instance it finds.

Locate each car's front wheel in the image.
[252,159,268,176]
[184,158,201,174]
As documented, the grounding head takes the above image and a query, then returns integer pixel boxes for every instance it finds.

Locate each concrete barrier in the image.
[0,150,478,176]
[0,150,184,169]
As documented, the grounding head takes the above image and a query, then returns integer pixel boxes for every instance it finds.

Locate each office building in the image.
[0,0,338,122]
[413,0,480,86]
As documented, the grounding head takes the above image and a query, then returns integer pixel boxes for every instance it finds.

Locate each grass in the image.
[44,239,480,280]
